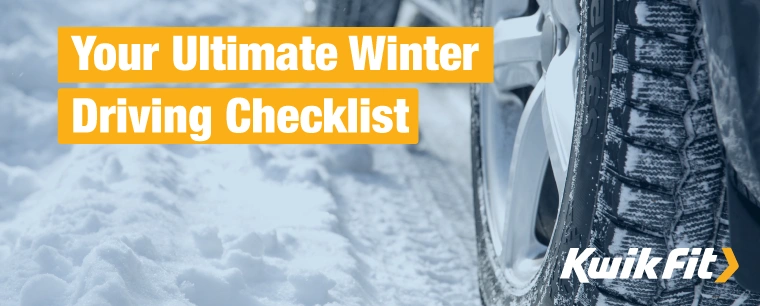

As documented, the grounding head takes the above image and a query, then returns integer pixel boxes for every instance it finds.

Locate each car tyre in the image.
[471,0,760,304]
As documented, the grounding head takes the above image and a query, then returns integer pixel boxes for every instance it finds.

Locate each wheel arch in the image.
[701,0,760,294]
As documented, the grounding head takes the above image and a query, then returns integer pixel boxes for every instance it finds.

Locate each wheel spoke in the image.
[493,13,542,67]
[540,0,581,195]
[500,78,548,283]
[482,90,524,257]
[493,13,543,92]
[541,39,577,195]
[547,0,580,32]
[405,0,462,26]
[486,0,531,21]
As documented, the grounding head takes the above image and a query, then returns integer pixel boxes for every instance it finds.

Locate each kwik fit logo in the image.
[560,248,738,283]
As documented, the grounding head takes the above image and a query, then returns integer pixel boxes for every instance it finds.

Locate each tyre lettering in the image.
[590,0,604,27]
[583,0,605,137]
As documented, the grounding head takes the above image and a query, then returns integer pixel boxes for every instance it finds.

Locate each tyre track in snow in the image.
[326,84,479,305]
[327,145,478,306]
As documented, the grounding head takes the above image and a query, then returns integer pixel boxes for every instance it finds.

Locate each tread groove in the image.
[626,99,684,118]
[605,167,673,196]
[596,285,649,306]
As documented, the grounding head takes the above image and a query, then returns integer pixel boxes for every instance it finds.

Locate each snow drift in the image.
[0,0,478,305]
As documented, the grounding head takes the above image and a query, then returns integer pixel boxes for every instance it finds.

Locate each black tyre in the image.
[472,0,760,305]
[315,0,402,27]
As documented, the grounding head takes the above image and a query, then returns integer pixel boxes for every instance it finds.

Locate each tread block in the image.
[620,0,697,37]
[692,69,713,102]
[594,293,636,306]
[671,209,714,249]
[685,135,723,172]
[576,283,648,306]
[627,71,691,114]
[588,192,666,306]
[612,53,631,75]
[664,210,714,291]
[678,168,724,214]
[598,174,677,233]
[603,226,668,259]
[656,286,697,306]
[606,141,683,192]
[591,208,668,258]
[621,32,694,73]
[589,249,660,306]
[623,106,686,149]
[688,99,719,138]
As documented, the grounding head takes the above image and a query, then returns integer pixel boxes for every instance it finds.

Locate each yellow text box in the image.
[58,27,493,83]
[58,88,418,144]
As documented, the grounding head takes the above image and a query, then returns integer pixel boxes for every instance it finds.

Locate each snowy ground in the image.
[0,0,479,305]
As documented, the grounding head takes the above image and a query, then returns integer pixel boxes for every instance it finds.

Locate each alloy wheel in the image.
[480,0,580,288]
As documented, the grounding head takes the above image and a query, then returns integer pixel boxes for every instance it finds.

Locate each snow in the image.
[0,0,479,305]
[634,2,651,27]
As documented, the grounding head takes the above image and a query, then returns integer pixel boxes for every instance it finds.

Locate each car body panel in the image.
[701,0,760,293]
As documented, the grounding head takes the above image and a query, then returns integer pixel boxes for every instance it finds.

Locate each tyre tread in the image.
[474,0,759,305]
[584,0,760,305]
